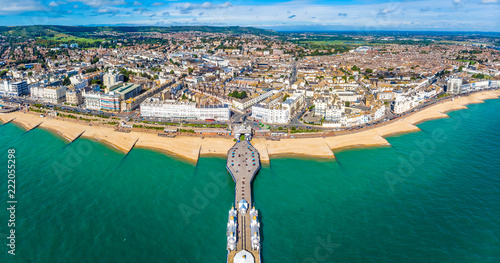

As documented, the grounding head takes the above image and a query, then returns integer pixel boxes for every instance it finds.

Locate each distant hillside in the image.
[0,25,278,38]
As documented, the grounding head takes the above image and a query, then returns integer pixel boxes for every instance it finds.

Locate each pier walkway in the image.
[226,139,261,263]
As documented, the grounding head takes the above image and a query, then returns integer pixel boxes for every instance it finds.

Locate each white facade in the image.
[371,104,386,121]
[140,100,230,121]
[325,106,343,122]
[447,78,462,94]
[103,73,124,87]
[30,86,66,103]
[0,80,29,96]
[251,105,290,124]
[43,86,67,103]
[84,92,102,110]
[30,86,45,99]
[283,93,305,117]
[251,93,304,124]
[393,95,419,114]
[314,98,329,116]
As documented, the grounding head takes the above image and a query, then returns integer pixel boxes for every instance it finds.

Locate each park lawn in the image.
[46,35,104,43]
[300,40,366,46]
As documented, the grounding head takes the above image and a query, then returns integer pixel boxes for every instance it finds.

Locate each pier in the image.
[226,126,261,263]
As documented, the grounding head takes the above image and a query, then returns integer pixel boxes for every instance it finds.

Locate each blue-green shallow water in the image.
[1,97,500,263]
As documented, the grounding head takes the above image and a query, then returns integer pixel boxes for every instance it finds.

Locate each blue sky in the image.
[0,0,499,31]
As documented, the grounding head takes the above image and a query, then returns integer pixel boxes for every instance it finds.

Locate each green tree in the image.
[62,76,71,86]
[345,101,350,107]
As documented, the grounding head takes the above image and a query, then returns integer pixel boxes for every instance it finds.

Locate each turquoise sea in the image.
[1,97,500,263]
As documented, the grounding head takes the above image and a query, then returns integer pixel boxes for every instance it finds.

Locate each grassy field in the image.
[299,40,366,46]
[456,59,477,65]
[46,35,104,43]
[438,40,491,45]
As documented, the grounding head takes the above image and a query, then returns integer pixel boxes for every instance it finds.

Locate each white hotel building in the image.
[30,86,67,103]
[140,99,230,121]
[392,95,420,114]
[83,91,102,110]
[251,93,305,124]
[251,105,290,124]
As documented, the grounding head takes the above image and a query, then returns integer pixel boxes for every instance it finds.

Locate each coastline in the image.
[1,89,499,164]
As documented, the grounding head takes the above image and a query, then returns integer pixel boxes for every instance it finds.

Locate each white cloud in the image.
[152,2,164,6]
[0,0,43,14]
[67,0,126,8]
[177,1,233,13]
[96,7,120,14]
[49,1,62,7]
[480,0,498,3]
[140,0,498,32]
[377,7,396,16]
[133,1,142,6]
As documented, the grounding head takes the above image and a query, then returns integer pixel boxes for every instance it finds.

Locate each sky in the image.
[0,0,499,32]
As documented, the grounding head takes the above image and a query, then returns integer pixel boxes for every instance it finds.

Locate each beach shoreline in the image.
[1,89,499,164]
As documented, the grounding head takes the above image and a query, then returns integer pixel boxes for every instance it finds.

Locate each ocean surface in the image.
[1,97,500,263]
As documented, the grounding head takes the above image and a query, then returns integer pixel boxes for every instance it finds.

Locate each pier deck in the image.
[226,140,261,262]
[227,140,260,206]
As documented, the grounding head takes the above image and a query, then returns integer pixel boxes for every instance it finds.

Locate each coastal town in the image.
[2,0,500,259]
[1,26,500,142]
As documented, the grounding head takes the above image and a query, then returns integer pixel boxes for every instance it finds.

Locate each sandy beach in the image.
[1,89,499,164]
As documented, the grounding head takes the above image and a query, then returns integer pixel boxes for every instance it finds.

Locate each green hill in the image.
[0,25,278,38]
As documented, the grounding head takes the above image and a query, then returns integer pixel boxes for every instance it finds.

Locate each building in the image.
[66,89,83,106]
[83,91,102,110]
[376,91,395,101]
[101,92,121,111]
[325,106,343,122]
[103,73,124,87]
[447,78,462,94]
[251,105,290,124]
[30,86,44,99]
[10,81,29,96]
[108,83,141,100]
[0,80,29,96]
[232,89,276,111]
[392,95,419,114]
[0,80,9,95]
[371,104,386,121]
[283,93,305,117]
[314,97,330,116]
[43,86,67,104]
[336,91,361,102]
[251,93,304,124]
[140,99,230,121]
